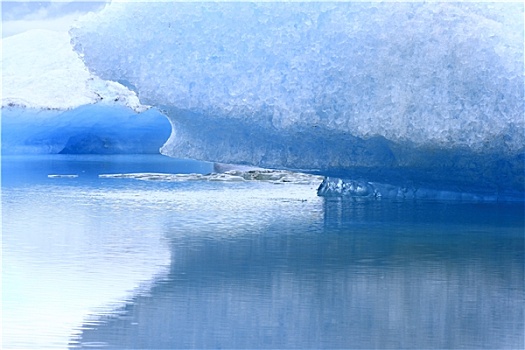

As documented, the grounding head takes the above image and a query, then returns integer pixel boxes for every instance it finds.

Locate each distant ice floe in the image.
[1,29,170,155]
[47,174,79,178]
[100,169,324,185]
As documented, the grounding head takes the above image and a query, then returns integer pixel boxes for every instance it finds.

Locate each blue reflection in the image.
[3,155,523,349]
[72,197,524,349]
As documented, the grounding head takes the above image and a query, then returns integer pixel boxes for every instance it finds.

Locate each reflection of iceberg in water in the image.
[71,199,524,349]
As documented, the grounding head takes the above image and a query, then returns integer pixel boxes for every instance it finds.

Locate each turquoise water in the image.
[2,155,523,349]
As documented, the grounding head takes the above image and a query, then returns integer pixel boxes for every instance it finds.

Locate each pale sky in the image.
[1,1,108,37]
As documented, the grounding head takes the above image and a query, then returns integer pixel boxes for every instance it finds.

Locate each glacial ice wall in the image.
[71,2,524,196]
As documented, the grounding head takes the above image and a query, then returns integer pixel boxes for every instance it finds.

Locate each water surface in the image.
[2,155,523,349]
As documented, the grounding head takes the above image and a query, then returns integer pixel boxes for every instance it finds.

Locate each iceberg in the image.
[67,3,525,198]
[1,29,171,154]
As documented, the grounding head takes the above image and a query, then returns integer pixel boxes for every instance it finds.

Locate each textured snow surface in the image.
[2,29,145,111]
[70,3,524,196]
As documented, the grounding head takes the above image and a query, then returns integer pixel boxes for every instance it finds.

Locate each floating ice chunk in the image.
[72,3,524,197]
[47,174,79,178]
[99,169,323,185]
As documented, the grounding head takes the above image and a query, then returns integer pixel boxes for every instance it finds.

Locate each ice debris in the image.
[99,169,324,185]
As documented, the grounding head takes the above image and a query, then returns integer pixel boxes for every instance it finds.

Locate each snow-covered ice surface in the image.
[1,29,171,154]
[71,2,524,199]
[2,29,145,111]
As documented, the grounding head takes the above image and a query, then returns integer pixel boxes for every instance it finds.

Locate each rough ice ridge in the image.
[71,2,524,197]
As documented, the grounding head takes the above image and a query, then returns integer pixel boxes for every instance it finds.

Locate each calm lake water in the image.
[2,155,524,349]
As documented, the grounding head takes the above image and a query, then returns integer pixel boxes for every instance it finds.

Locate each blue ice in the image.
[2,104,170,155]
[70,2,524,199]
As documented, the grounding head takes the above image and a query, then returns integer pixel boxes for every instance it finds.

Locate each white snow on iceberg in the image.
[71,2,524,199]
[2,29,145,111]
[1,29,170,154]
